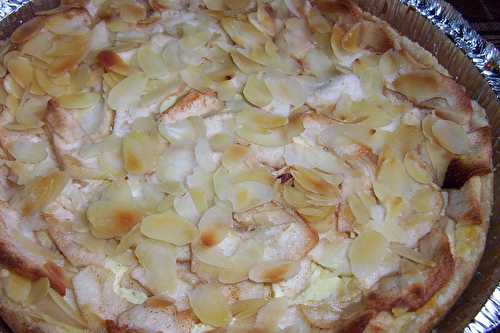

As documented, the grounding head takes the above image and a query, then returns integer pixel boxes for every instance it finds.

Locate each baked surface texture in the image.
[0,0,493,332]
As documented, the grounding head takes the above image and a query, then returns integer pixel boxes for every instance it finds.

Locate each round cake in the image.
[0,0,493,332]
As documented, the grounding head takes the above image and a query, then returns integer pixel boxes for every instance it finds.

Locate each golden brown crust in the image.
[0,211,67,295]
[416,174,492,333]
[446,176,483,225]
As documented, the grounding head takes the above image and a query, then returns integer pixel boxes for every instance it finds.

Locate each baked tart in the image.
[0,0,492,332]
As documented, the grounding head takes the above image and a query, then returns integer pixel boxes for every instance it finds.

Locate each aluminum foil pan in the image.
[0,0,499,332]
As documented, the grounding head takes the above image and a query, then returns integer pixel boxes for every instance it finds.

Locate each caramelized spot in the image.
[264,4,275,18]
[97,50,120,68]
[98,7,116,22]
[125,153,142,174]
[339,311,374,333]
[262,263,290,283]
[114,209,141,231]
[43,262,69,296]
[105,320,124,333]
[223,144,250,168]
[22,201,35,217]
[146,298,172,309]
[49,53,86,76]
[149,0,167,11]
[96,50,129,75]
[200,229,219,247]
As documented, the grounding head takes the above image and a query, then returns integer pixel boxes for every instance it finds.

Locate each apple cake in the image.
[0,0,493,332]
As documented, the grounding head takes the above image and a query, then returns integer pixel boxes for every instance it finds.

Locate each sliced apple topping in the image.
[96,50,130,76]
[220,17,268,49]
[0,0,490,330]
[118,2,147,24]
[137,44,168,79]
[9,140,48,164]
[198,204,233,248]
[45,9,90,35]
[235,126,289,147]
[373,149,413,201]
[342,21,393,54]
[255,297,289,331]
[221,144,250,171]
[122,131,161,175]
[135,239,177,294]
[230,298,269,321]
[307,6,331,33]
[230,181,276,212]
[265,74,306,107]
[190,284,231,327]
[347,193,370,226]
[87,199,143,239]
[243,75,273,107]
[218,239,264,284]
[348,229,399,289]
[26,277,50,305]
[249,260,300,283]
[404,151,433,184]
[230,50,264,74]
[411,187,443,214]
[20,171,69,216]
[393,70,440,103]
[6,55,34,89]
[291,167,340,198]
[55,92,100,109]
[4,271,32,304]
[253,2,277,36]
[283,183,309,208]
[236,109,289,130]
[140,210,198,246]
[11,16,46,44]
[389,242,435,267]
[108,73,148,111]
[431,119,471,155]
[309,237,352,274]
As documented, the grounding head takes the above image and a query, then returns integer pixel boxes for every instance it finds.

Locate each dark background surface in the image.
[449,0,500,47]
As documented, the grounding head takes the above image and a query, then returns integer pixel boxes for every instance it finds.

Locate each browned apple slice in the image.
[342,21,393,54]
[10,16,47,44]
[393,70,472,125]
[316,0,362,26]
[443,126,492,189]
[367,228,454,311]
[249,259,300,283]
[158,90,222,124]
[446,176,483,225]
[190,284,231,327]
[96,50,131,76]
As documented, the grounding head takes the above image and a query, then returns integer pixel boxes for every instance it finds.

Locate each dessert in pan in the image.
[0,0,493,332]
